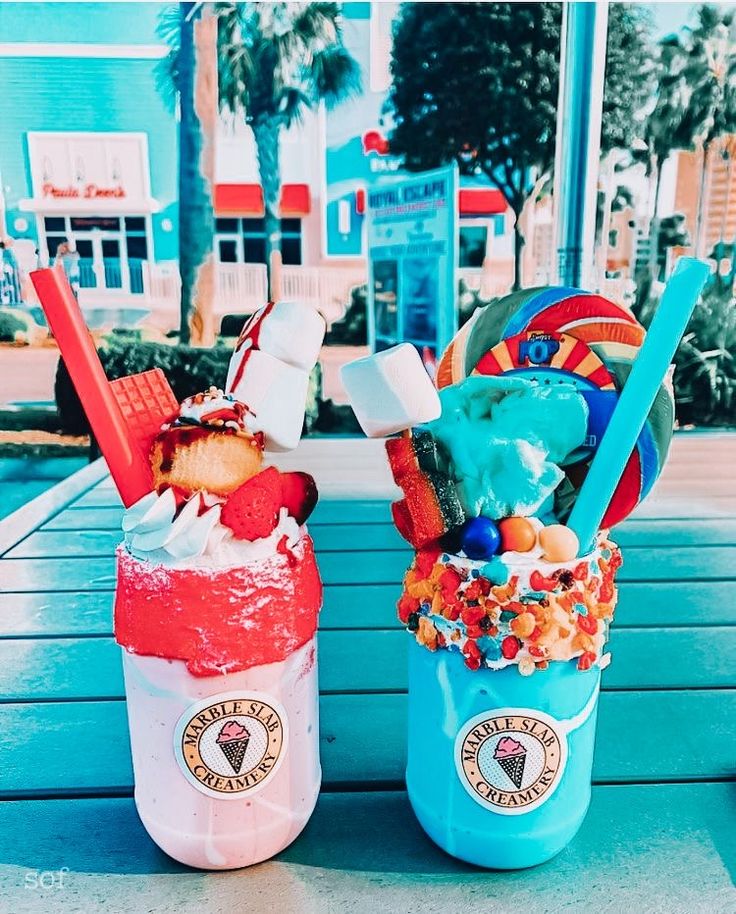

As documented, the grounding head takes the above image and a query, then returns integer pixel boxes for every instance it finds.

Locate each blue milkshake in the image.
[406,640,601,869]
[397,532,620,870]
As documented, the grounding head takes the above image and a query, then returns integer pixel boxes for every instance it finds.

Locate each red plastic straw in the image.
[31,267,154,506]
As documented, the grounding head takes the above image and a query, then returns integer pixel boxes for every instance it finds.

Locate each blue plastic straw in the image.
[567,257,710,550]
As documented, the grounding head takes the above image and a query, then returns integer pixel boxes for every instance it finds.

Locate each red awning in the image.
[214,183,310,217]
[280,183,311,216]
[459,188,507,216]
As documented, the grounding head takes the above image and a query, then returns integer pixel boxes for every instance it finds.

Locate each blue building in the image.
[0,2,513,324]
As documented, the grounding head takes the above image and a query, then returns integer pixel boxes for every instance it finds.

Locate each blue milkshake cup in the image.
[407,642,600,869]
[399,539,620,870]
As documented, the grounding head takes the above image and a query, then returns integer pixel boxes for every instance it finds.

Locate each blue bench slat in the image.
[1,578,734,635]
[15,517,736,556]
[0,690,733,797]
[0,628,734,701]
[2,545,735,591]
[65,484,736,518]
[0,785,732,909]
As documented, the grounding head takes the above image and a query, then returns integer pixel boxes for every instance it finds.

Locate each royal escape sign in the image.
[366,163,459,368]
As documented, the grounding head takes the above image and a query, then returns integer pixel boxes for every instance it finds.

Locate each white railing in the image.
[143,260,181,305]
[459,264,513,301]
[281,265,366,324]
[215,262,268,313]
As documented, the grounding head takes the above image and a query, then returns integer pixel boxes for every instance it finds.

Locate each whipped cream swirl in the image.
[123,489,301,568]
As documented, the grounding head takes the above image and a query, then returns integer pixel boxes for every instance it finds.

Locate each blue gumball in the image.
[461,517,501,560]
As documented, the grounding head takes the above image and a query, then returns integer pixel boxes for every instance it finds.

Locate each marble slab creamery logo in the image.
[174,692,287,800]
[455,708,567,815]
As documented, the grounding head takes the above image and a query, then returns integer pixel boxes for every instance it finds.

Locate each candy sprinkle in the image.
[397,536,621,675]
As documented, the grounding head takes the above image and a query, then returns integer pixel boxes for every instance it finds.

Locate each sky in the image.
[647,1,715,38]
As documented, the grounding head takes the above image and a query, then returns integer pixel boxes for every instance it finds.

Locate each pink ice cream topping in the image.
[217,721,250,744]
[494,736,525,759]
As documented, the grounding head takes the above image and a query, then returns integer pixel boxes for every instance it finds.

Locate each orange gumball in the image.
[498,516,537,553]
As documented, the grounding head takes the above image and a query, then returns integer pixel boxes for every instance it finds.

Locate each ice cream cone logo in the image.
[174,691,288,800]
[455,708,567,816]
[494,737,527,789]
[216,720,251,774]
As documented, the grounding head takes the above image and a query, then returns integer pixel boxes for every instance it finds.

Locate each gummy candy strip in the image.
[394,470,465,548]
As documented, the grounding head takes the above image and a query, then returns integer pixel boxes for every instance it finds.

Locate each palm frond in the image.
[215,0,360,123]
[154,3,183,113]
[309,45,362,108]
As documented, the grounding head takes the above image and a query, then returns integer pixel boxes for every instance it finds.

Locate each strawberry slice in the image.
[221,467,281,540]
[280,471,318,524]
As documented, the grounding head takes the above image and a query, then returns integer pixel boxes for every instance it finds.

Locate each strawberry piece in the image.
[280,471,318,524]
[221,467,281,540]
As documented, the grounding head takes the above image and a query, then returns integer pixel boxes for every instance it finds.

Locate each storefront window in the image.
[215,217,303,265]
[39,214,150,293]
[281,218,302,266]
[459,225,488,268]
[243,217,268,264]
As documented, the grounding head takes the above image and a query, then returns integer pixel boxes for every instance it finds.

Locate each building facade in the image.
[0,1,515,326]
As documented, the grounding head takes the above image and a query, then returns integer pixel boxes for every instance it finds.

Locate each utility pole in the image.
[553,1,609,290]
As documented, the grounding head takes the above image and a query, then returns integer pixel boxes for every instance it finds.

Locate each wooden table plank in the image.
[15,517,736,556]
[1,579,734,636]
[39,507,736,550]
[0,785,732,913]
[0,628,733,702]
[0,690,733,797]
[3,545,735,591]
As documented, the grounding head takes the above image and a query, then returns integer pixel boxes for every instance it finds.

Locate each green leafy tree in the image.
[634,34,697,282]
[157,3,217,344]
[217,2,360,295]
[387,2,652,290]
[681,5,736,257]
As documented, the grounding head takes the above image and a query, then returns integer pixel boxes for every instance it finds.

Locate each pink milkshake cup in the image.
[29,272,329,869]
[115,388,323,869]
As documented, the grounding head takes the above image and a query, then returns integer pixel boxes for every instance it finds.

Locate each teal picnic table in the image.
[0,435,734,913]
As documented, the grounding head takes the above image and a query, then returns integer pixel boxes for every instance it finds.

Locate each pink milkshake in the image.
[115,388,323,869]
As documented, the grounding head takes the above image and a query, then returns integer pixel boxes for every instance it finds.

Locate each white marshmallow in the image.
[228,348,309,452]
[340,343,442,438]
[227,301,325,390]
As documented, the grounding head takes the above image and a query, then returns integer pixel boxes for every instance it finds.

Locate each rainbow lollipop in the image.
[436,287,672,528]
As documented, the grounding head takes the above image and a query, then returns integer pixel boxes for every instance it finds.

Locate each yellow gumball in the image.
[539,525,580,563]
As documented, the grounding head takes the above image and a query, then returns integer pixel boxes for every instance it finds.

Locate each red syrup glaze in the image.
[229,301,276,393]
[114,534,323,676]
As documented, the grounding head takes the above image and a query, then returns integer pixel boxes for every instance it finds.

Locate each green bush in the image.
[54,336,324,436]
[0,310,27,342]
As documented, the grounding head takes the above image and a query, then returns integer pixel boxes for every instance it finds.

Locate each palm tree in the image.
[639,34,694,280]
[157,2,217,344]
[216,2,360,296]
[681,5,736,258]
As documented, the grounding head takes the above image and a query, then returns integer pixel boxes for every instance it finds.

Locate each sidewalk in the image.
[0,347,58,407]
